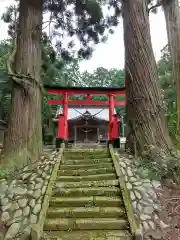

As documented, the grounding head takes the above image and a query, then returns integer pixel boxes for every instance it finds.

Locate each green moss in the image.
[31,144,65,240]
[136,151,180,183]
[0,164,20,180]
[0,169,9,176]
[109,145,139,235]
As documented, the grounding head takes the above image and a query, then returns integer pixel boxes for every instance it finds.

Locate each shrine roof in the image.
[54,107,116,122]
[44,85,125,95]
[44,85,125,91]
[68,108,115,121]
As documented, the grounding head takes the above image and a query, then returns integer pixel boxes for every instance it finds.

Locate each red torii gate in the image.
[45,86,126,148]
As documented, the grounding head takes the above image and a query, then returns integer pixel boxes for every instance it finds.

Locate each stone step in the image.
[49,196,123,207]
[63,154,110,160]
[52,187,121,197]
[43,230,132,240]
[55,179,119,188]
[64,150,109,154]
[56,173,117,182]
[58,167,115,176]
[59,162,113,170]
[61,158,112,165]
[47,206,125,218]
[43,149,131,239]
[64,149,108,153]
[44,218,129,231]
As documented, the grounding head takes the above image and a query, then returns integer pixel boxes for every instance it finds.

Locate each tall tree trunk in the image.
[162,0,180,131]
[2,0,43,169]
[122,0,172,155]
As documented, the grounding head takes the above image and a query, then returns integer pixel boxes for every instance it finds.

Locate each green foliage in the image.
[1,4,18,38]
[81,67,124,88]
[0,40,12,120]
[2,0,121,61]
[43,0,121,60]
[0,169,9,177]
[136,150,180,183]
[157,46,178,142]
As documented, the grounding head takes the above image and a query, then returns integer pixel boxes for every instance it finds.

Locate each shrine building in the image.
[52,106,117,145]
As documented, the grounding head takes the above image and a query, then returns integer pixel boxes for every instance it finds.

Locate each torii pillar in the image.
[63,92,68,141]
[56,93,68,150]
[108,94,120,148]
[112,114,120,148]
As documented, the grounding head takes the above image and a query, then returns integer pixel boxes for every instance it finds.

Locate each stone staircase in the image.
[42,149,132,240]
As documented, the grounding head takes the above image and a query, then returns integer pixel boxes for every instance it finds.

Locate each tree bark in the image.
[122,0,172,155]
[162,0,180,131]
[2,0,43,168]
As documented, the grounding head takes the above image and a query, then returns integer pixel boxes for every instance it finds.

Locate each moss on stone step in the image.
[43,230,132,240]
[63,155,110,159]
[59,162,113,170]
[47,206,125,218]
[64,149,108,154]
[52,187,121,197]
[50,196,94,207]
[44,218,129,231]
[49,196,122,207]
[61,158,112,165]
[63,155,109,160]
[58,167,115,176]
[93,196,122,207]
[55,179,119,188]
[42,148,132,240]
[56,173,117,182]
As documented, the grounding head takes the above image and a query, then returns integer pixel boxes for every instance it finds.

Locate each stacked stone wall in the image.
[0,151,59,240]
[114,151,168,239]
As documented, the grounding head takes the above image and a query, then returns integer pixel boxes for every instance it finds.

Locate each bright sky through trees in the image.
[0,0,167,72]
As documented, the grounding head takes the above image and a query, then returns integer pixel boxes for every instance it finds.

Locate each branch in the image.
[161,44,169,52]
[42,20,59,30]
[148,1,163,14]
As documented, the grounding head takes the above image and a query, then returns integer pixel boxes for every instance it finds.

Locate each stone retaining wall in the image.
[0,151,59,240]
[114,150,168,239]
